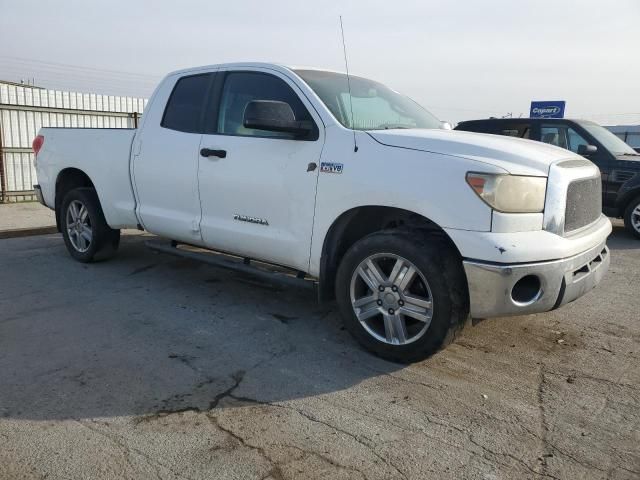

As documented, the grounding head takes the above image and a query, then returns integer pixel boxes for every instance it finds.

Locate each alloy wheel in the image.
[66,200,92,252]
[632,204,640,233]
[349,253,434,346]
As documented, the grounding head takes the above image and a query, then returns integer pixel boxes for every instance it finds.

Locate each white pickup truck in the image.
[33,62,611,362]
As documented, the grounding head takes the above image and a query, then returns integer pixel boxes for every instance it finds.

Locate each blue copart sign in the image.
[530,101,565,118]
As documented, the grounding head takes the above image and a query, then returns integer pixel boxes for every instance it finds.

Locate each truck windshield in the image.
[581,122,638,155]
[294,69,442,131]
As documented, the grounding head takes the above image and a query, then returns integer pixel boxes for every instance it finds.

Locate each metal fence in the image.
[0,80,147,202]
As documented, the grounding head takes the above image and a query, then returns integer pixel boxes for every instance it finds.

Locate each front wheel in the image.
[335,230,469,363]
[61,188,120,262]
[623,196,640,239]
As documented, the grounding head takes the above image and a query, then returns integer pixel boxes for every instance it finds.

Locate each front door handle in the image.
[200,148,227,158]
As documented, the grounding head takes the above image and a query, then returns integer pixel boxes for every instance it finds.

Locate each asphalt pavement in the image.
[0,223,638,479]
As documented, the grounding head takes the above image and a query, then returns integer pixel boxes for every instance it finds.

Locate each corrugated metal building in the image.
[0,80,147,202]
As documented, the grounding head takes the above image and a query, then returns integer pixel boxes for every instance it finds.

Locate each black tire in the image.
[60,187,120,262]
[335,230,469,363]
[623,196,640,239]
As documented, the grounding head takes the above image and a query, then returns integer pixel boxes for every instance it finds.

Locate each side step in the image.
[146,239,317,292]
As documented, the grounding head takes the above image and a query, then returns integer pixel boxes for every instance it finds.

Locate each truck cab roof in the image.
[166,62,344,78]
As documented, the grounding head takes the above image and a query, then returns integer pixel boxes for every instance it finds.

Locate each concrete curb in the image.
[0,226,58,240]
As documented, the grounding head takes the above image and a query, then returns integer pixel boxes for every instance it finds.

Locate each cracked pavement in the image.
[1,221,639,479]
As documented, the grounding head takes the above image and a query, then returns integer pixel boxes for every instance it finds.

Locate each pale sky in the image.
[1,0,639,125]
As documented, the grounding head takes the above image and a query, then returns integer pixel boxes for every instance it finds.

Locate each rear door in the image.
[197,68,325,271]
[133,72,215,243]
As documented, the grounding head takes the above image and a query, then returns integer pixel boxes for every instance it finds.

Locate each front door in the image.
[198,69,324,271]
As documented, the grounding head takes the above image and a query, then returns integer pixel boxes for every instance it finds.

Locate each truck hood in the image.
[367,129,579,176]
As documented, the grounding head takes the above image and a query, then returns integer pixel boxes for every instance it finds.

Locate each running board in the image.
[145,239,317,292]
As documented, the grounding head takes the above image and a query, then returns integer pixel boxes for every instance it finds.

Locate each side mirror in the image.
[441,121,453,130]
[578,144,598,156]
[243,100,312,137]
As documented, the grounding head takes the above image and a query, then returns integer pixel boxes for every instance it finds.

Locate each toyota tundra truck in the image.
[32,63,611,362]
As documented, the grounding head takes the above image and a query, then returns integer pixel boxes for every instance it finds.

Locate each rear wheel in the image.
[335,230,469,363]
[60,188,120,262]
[623,196,640,239]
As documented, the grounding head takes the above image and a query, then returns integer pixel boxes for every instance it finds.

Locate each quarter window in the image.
[161,74,212,133]
[217,72,315,139]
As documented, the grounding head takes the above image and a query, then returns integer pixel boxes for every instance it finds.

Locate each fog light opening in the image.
[511,275,542,306]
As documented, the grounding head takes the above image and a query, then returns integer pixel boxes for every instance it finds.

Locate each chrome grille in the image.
[543,159,602,236]
[564,176,602,233]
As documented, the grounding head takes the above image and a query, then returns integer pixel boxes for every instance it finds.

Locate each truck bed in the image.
[37,127,139,228]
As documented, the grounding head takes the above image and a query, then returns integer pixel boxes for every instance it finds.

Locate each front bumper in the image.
[463,240,609,318]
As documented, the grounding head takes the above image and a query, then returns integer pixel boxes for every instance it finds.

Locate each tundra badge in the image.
[233,214,269,226]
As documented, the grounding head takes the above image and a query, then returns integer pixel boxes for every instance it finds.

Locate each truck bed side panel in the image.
[37,128,138,228]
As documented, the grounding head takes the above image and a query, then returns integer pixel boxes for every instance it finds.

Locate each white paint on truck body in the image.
[35,62,611,281]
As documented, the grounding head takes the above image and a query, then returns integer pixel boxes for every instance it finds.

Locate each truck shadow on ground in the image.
[607,222,640,251]
[0,234,407,422]
[1,225,636,423]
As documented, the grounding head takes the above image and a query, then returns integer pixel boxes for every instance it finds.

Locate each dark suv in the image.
[455,118,640,238]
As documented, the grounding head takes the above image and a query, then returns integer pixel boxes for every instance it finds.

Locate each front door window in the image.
[217,72,314,138]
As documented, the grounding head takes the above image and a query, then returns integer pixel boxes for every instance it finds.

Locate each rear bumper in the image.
[33,184,47,207]
[463,240,609,318]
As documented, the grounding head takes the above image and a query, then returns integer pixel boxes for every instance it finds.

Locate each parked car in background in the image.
[606,125,640,154]
[455,118,640,238]
[32,64,611,362]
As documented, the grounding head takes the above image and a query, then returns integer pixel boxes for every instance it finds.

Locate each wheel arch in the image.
[317,205,464,302]
[54,168,96,231]
[616,186,640,217]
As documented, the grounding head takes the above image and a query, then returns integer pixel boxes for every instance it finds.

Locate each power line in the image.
[0,67,157,86]
[0,55,160,80]
[3,55,638,122]
[0,58,159,97]
[0,64,159,86]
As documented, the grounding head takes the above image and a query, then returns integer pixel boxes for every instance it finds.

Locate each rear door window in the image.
[498,123,530,139]
[161,74,212,133]
[541,124,590,153]
[540,125,567,149]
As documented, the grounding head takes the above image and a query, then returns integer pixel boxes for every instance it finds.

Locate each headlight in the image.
[466,173,546,213]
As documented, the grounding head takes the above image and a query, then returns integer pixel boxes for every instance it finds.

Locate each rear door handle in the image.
[200,148,227,158]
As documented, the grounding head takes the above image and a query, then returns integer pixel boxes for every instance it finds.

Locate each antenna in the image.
[339,16,358,152]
